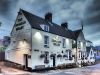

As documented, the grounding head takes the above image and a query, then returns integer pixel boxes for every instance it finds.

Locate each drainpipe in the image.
[31,26,32,54]
[75,40,78,67]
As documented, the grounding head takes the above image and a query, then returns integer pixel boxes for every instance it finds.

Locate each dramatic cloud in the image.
[0,0,18,17]
[0,0,100,46]
[83,0,100,46]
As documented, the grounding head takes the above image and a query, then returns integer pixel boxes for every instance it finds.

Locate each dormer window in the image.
[40,24,49,32]
[44,25,49,32]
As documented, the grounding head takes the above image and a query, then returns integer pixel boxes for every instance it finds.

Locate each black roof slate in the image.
[74,29,82,40]
[21,9,81,40]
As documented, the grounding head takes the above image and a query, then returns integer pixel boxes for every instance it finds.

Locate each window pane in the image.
[63,38,66,48]
[44,25,49,32]
[44,35,49,47]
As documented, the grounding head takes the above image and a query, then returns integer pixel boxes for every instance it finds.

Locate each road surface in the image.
[1,63,100,75]
[46,64,100,75]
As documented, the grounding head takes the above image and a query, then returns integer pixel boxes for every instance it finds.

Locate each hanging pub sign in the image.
[15,16,26,31]
[16,21,26,26]
[16,16,26,27]
[52,36,61,46]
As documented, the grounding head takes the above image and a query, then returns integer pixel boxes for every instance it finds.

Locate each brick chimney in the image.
[45,12,52,22]
[61,22,68,29]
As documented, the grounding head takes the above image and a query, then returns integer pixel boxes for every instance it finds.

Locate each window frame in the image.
[62,38,66,48]
[44,25,49,32]
[44,35,49,48]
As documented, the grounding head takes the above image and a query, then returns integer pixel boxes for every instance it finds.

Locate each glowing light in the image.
[81,42,83,49]
[18,41,27,48]
[66,38,69,45]
[34,32,42,40]
[73,40,76,44]
[16,40,30,54]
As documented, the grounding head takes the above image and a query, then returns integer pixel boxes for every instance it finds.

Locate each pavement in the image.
[46,64,100,75]
[0,62,100,75]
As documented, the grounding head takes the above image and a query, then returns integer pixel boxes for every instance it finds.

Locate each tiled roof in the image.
[74,29,82,40]
[21,9,82,40]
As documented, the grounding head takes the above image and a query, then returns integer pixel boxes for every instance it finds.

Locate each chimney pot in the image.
[45,12,52,22]
[61,22,68,29]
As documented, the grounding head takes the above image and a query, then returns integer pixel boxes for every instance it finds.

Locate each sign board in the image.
[52,36,61,46]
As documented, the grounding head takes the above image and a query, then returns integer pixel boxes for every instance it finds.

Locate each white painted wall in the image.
[5,11,32,67]
[77,32,86,51]
[5,10,88,70]
[31,29,74,69]
[77,31,86,64]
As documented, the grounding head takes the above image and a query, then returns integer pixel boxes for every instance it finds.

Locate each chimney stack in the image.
[61,22,68,29]
[45,12,52,22]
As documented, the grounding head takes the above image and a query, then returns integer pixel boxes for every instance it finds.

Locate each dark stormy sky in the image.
[0,0,100,46]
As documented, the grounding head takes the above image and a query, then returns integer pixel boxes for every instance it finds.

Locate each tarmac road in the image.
[1,63,100,75]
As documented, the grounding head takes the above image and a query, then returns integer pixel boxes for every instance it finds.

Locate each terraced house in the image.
[5,9,94,70]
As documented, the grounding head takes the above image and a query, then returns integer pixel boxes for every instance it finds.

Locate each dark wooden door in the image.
[24,54,28,69]
[53,56,56,67]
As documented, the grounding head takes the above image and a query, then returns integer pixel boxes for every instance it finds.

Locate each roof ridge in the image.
[19,9,82,40]
[21,9,74,31]
[21,9,63,27]
[20,9,44,20]
[74,29,82,32]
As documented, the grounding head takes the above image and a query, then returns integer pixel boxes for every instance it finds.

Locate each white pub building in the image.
[5,9,95,70]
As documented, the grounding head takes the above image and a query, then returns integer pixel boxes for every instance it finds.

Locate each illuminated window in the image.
[44,35,49,48]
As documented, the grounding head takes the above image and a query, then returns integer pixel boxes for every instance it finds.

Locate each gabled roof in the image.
[21,9,77,39]
[74,29,82,40]
[17,9,83,40]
